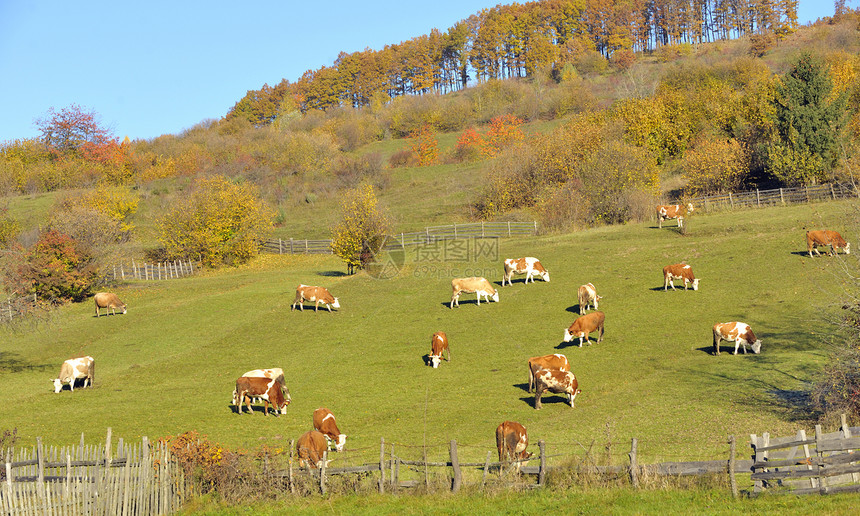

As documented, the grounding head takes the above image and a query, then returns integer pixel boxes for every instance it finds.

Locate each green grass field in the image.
[1,199,856,476]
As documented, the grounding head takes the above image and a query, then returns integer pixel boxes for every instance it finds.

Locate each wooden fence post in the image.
[629,438,639,488]
[449,440,462,492]
[728,192,734,208]
[815,424,826,493]
[779,188,784,204]
[538,440,546,486]
[288,439,295,495]
[507,221,512,237]
[482,450,491,488]
[378,438,385,494]
[37,437,44,487]
[841,414,859,483]
[756,189,760,206]
[319,451,327,494]
[389,444,395,491]
[831,183,837,200]
[728,435,738,499]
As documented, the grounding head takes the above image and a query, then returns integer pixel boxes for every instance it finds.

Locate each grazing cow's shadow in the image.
[556,340,590,350]
[790,251,813,257]
[317,270,348,277]
[699,345,761,356]
[650,286,669,292]
[441,299,485,309]
[513,382,531,393]
[519,395,569,408]
[565,305,584,314]
[421,353,432,367]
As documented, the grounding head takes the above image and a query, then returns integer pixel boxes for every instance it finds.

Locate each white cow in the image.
[503,257,550,286]
[450,277,499,308]
[51,356,94,393]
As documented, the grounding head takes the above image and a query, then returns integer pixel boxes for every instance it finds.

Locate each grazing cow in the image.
[496,421,533,473]
[806,230,850,257]
[428,331,450,368]
[534,369,581,409]
[527,354,569,393]
[563,311,605,347]
[657,203,694,228]
[502,257,550,286]
[663,263,700,291]
[313,408,347,452]
[296,430,331,469]
[578,283,601,313]
[94,292,126,317]
[234,376,290,415]
[450,277,499,308]
[231,368,286,405]
[292,284,340,312]
[51,356,94,393]
[713,322,762,355]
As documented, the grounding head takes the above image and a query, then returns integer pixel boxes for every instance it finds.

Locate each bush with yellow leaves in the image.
[157,176,274,267]
[330,183,391,274]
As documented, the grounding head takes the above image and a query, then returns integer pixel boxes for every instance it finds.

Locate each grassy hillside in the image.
[2,199,855,475]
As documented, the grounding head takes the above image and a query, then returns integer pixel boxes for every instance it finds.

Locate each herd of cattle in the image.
[48,205,851,470]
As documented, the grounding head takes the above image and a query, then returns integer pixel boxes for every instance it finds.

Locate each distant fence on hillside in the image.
[260,221,538,255]
[689,182,859,213]
[1,430,186,515]
[108,259,198,282]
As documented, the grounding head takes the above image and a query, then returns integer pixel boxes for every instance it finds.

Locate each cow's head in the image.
[120,304,128,314]
[50,378,63,393]
[490,290,500,302]
[335,434,347,452]
[845,242,851,255]
[751,340,762,354]
[231,388,239,405]
[540,271,550,282]
[429,354,442,368]
[331,298,340,309]
[563,328,573,343]
[686,203,694,213]
[315,459,333,469]
[692,278,700,291]
[283,388,292,406]
[570,388,583,407]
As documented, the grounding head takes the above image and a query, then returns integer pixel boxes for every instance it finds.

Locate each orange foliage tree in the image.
[409,124,439,166]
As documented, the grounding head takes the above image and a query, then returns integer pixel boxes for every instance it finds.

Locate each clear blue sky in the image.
[0,1,837,144]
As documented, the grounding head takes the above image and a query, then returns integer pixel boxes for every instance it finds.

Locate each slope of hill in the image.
[1,199,854,470]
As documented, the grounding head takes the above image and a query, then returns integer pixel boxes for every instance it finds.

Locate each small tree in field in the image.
[409,124,439,166]
[2,230,99,303]
[330,184,391,274]
[157,176,274,267]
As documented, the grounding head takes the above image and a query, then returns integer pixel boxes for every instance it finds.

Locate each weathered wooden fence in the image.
[261,221,538,255]
[1,430,186,515]
[109,259,197,282]
[751,415,860,495]
[1,294,39,324]
[689,182,859,213]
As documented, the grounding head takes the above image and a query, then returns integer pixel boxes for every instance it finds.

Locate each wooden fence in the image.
[751,415,860,495]
[261,221,538,255]
[1,430,186,515]
[1,294,39,324]
[689,182,859,213]
[109,259,197,282]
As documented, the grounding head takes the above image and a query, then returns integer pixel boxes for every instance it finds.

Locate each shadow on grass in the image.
[565,305,583,314]
[513,382,530,393]
[519,395,570,408]
[317,270,348,277]
[0,351,53,373]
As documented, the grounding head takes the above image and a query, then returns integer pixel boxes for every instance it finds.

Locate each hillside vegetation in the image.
[1,200,854,470]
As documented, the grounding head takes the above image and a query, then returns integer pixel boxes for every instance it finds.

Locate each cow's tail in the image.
[495,424,506,463]
[89,360,94,387]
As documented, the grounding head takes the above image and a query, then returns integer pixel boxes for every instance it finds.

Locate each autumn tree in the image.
[2,230,99,303]
[330,184,392,274]
[157,176,274,267]
[35,104,112,156]
[410,124,439,166]
[768,53,848,185]
[682,137,750,195]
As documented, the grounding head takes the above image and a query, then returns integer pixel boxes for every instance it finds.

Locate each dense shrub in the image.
[682,137,750,195]
[330,183,391,273]
[157,176,274,267]
[2,230,99,303]
[0,208,20,247]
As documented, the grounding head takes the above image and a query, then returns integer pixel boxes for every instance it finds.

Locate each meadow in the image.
[1,199,856,477]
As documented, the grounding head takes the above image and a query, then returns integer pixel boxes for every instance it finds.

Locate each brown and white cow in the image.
[234,376,290,415]
[94,292,126,317]
[502,257,550,286]
[428,331,450,368]
[292,284,340,312]
[527,354,569,393]
[657,203,694,228]
[51,356,94,393]
[713,322,762,355]
[231,368,286,405]
[496,421,533,473]
[663,263,700,291]
[534,369,581,409]
[563,311,605,347]
[578,283,601,313]
[806,230,850,257]
[450,277,499,308]
[296,430,331,469]
[313,407,347,452]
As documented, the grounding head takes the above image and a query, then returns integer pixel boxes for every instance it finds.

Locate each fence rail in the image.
[1,430,186,515]
[1,294,39,324]
[689,182,859,213]
[262,222,538,255]
[751,415,860,495]
[108,259,198,282]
